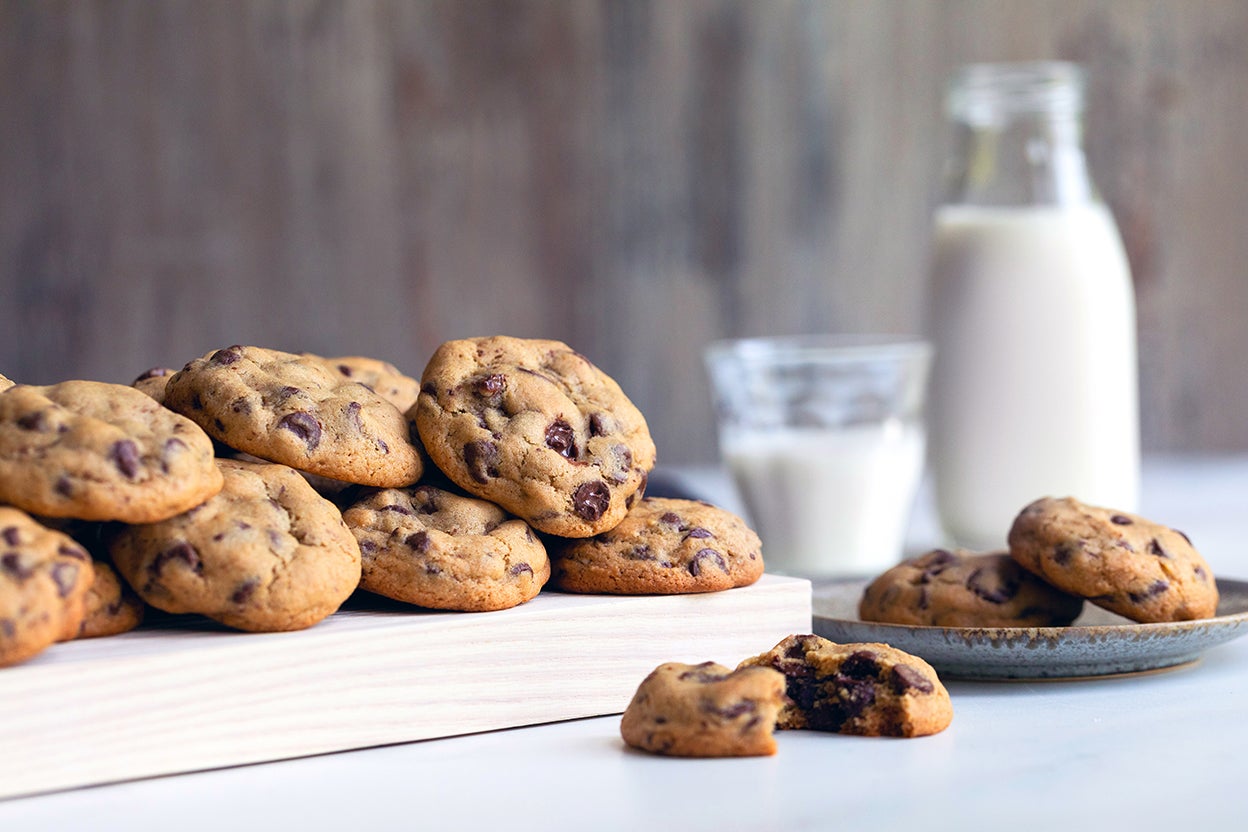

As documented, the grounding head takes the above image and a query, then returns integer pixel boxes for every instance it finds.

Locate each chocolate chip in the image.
[406,531,431,553]
[210,346,244,365]
[1176,529,1193,545]
[659,512,682,527]
[346,401,363,433]
[475,373,506,398]
[607,444,633,483]
[1,553,32,580]
[359,539,377,555]
[1,527,18,546]
[17,411,50,431]
[191,393,204,411]
[626,545,654,561]
[109,440,141,480]
[966,566,1020,604]
[704,700,757,720]
[55,476,73,497]
[0,619,14,639]
[464,440,501,483]
[840,650,881,680]
[678,662,728,683]
[230,578,259,604]
[804,675,876,732]
[58,544,88,561]
[509,563,533,578]
[134,367,174,382]
[1194,565,1209,582]
[572,481,610,521]
[379,504,414,516]
[337,364,353,377]
[684,527,713,540]
[1128,580,1169,603]
[891,664,935,695]
[50,562,79,597]
[151,542,202,577]
[213,418,226,433]
[545,419,578,460]
[588,413,611,437]
[1053,544,1073,566]
[688,548,727,577]
[278,411,322,451]
[420,381,437,396]
[1111,515,1133,525]
[1148,538,1169,558]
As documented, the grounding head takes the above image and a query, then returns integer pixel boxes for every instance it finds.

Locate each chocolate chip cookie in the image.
[0,507,95,667]
[164,345,423,487]
[550,497,763,594]
[413,336,655,537]
[859,548,1084,627]
[739,634,953,738]
[77,560,145,639]
[109,458,362,632]
[342,483,549,611]
[620,661,787,757]
[0,373,13,392]
[132,367,177,404]
[0,380,224,523]
[324,355,421,413]
[1008,496,1219,623]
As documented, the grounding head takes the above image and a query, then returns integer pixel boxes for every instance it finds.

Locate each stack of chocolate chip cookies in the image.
[1,335,766,668]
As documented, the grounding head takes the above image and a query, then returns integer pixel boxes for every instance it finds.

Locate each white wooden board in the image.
[0,575,810,800]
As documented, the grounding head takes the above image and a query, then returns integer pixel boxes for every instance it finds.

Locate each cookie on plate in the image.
[859,548,1083,628]
[323,355,421,414]
[1008,496,1218,623]
[109,458,362,632]
[0,380,224,523]
[76,560,145,639]
[620,661,787,757]
[132,367,177,404]
[413,336,655,537]
[342,483,549,611]
[739,634,953,738]
[0,507,95,667]
[164,345,423,487]
[550,497,763,594]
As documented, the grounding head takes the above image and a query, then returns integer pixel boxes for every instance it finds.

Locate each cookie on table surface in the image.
[164,345,422,487]
[342,483,549,612]
[414,336,655,537]
[550,497,763,595]
[77,560,145,639]
[132,367,177,404]
[0,507,94,667]
[323,355,421,414]
[739,634,953,738]
[1008,496,1218,623]
[859,548,1083,628]
[109,458,362,632]
[620,661,787,757]
[0,380,224,523]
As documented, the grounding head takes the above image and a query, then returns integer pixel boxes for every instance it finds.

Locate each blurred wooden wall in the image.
[2,0,1246,464]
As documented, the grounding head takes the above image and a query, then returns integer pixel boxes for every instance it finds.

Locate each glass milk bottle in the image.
[928,62,1140,549]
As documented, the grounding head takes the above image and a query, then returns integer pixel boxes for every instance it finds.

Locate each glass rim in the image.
[704,334,932,367]
[948,60,1085,122]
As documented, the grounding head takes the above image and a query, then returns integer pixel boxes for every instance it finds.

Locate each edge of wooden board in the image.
[0,574,812,800]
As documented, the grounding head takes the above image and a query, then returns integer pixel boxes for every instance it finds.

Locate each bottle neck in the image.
[942,62,1098,208]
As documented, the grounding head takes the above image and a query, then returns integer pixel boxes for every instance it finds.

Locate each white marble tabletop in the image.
[3,455,1246,831]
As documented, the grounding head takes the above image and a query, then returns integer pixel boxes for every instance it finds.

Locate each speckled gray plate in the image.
[813,577,1248,680]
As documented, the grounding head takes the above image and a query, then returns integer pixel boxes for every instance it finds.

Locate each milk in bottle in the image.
[928,63,1140,549]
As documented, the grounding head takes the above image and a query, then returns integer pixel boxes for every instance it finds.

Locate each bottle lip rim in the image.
[948,61,1086,122]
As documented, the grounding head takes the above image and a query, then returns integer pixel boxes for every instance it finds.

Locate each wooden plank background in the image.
[1,0,1246,464]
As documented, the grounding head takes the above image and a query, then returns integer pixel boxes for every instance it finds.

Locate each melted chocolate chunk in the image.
[678,662,728,684]
[54,476,73,497]
[379,503,414,516]
[150,542,202,577]
[50,562,79,597]
[803,674,876,732]
[703,700,757,720]
[839,650,882,680]
[1,553,32,580]
[464,440,501,483]
[230,578,259,605]
[1128,580,1170,603]
[475,373,506,398]
[891,664,935,695]
[110,440,142,480]
[588,413,611,437]
[1,527,18,546]
[278,411,322,451]
[572,481,610,521]
[659,512,682,527]
[688,548,727,577]
[406,531,431,553]
[545,419,578,460]
[1053,544,1073,566]
[346,401,363,432]
[684,527,713,540]
[17,411,50,432]
[210,346,244,365]
[1148,538,1169,558]
[58,544,88,561]
[509,562,533,578]
[626,545,655,561]
[966,566,1020,604]
[1110,515,1133,525]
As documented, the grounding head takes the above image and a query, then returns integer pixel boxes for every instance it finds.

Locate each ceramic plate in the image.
[812,577,1248,680]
